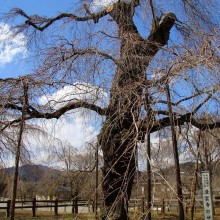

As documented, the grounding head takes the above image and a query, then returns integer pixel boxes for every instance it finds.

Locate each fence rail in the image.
[0,197,99,218]
[0,198,219,218]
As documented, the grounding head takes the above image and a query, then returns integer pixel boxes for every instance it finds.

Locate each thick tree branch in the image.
[31,101,107,119]
[11,8,108,31]
[147,12,177,47]
[2,100,107,120]
[190,118,220,131]
[1,103,23,112]
[0,100,107,132]
[150,113,220,133]
[147,90,219,133]
[0,116,31,132]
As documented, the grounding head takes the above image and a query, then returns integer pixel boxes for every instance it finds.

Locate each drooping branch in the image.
[174,87,218,106]
[1,103,23,112]
[0,100,108,132]
[10,7,108,31]
[2,100,107,119]
[151,87,218,111]
[151,111,220,133]
[190,91,217,116]
[146,89,220,133]
[145,70,219,116]
[32,101,108,119]
[190,119,220,131]
[64,47,118,65]
[0,116,32,132]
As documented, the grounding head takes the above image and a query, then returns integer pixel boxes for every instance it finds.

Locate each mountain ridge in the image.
[3,164,61,182]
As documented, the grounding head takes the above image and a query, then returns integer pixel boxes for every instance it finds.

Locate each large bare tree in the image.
[1,0,219,219]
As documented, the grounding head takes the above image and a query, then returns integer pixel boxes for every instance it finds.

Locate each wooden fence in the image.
[0,197,97,218]
[130,198,220,215]
[0,198,219,218]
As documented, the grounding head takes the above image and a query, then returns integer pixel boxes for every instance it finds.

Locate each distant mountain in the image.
[5,164,61,182]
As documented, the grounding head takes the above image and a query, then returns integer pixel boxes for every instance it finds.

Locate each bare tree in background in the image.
[165,83,184,218]
[52,141,98,199]
[0,0,220,219]
[9,80,27,220]
[180,122,220,220]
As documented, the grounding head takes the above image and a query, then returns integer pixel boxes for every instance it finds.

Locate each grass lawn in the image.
[0,208,220,219]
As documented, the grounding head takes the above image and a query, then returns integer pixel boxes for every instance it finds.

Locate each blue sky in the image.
[0,1,134,166]
[0,1,75,78]
[0,1,123,78]
[0,1,74,16]
[0,1,103,166]
[1,0,219,78]
[1,1,219,166]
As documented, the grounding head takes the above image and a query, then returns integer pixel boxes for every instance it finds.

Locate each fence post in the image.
[185,201,188,214]
[167,200,170,212]
[92,199,95,213]
[71,198,75,214]
[54,198,58,216]
[74,192,78,214]
[142,196,145,220]
[161,199,165,213]
[32,197,36,217]
[6,200,11,218]
[88,200,91,213]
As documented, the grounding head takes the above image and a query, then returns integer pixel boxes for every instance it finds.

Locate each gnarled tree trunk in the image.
[98,3,176,219]
[1,1,219,220]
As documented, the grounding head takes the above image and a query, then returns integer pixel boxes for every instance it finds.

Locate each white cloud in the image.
[39,82,107,109]
[0,23,28,66]
[91,0,117,10]
[23,111,100,166]
[25,83,107,164]
[90,0,132,12]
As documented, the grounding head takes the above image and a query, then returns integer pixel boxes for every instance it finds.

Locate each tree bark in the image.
[146,95,152,220]
[98,3,176,219]
[10,81,27,220]
[146,131,151,220]
[95,144,99,220]
[189,129,201,220]
[166,85,184,220]
[7,3,176,220]
[1,2,219,220]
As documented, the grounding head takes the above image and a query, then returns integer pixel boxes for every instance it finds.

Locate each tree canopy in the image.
[0,1,220,219]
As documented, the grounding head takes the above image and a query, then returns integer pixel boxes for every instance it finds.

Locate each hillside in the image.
[3,164,61,182]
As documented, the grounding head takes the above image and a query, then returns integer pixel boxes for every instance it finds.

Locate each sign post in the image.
[201,171,213,220]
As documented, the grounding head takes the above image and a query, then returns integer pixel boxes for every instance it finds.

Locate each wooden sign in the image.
[201,171,213,220]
